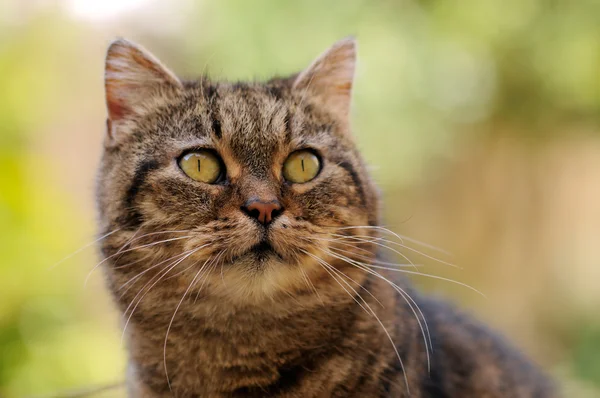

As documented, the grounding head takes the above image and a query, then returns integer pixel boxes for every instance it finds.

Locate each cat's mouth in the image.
[250,241,275,255]
[248,241,283,261]
[228,239,284,264]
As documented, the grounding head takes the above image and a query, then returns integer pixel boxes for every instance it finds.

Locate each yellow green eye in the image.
[179,150,222,183]
[283,150,321,183]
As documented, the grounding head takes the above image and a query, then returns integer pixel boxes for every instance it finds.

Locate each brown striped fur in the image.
[96,38,557,397]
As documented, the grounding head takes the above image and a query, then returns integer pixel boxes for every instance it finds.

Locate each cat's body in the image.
[122,276,551,397]
[97,38,556,397]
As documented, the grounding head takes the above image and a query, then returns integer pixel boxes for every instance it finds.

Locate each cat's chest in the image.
[127,303,349,395]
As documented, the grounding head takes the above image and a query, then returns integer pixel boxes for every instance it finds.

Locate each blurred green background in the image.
[1,0,599,396]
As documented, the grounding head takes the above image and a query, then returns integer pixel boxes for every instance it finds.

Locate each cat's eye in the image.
[283,150,321,184]
[179,150,223,184]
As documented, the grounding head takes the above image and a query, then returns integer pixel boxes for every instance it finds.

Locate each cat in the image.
[97,37,557,397]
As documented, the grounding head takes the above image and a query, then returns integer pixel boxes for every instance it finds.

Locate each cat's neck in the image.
[122,272,411,396]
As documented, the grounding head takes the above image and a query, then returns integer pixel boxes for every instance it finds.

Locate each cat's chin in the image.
[228,243,285,269]
[205,250,309,305]
[226,240,285,266]
[230,255,283,271]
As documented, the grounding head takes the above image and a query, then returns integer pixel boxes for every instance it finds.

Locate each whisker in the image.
[366,236,459,269]
[321,248,432,371]
[325,232,453,272]
[48,228,122,270]
[301,249,369,314]
[332,246,418,269]
[320,257,385,308]
[303,235,378,256]
[113,252,154,270]
[84,235,192,287]
[307,230,466,365]
[304,228,466,372]
[117,249,198,296]
[219,250,227,286]
[165,248,213,283]
[195,251,224,303]
[329,234,419,271]
[364,265,485,297]
[298,266,323,306]
[121,248,200,344]
[304,237,417,268]
[113,227,143,257]
[323,225,452,255]
[124,230,193,246]
[164,256,213,391]
[324,239,480,295]
[99,228,145,277]
[388,234,452,257]
[321,225,404,244]
[301,249,410,394]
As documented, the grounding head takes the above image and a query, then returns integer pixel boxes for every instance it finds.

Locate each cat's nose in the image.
[242,198,283,225]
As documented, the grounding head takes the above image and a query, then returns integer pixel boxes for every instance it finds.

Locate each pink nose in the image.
[242,199,283,225]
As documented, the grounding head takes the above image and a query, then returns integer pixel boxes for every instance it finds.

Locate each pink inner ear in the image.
[105,79,152,122]
[106,94,128,121]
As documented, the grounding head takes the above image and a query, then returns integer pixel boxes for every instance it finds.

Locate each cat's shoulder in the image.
[416,295,558,397]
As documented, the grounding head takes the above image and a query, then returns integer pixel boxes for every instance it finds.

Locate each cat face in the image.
[97,38,379,303]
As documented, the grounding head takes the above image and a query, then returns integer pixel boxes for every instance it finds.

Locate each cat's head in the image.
[97,38,380,304]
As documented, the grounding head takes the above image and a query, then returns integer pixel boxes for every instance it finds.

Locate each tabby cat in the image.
[97,37,556,397]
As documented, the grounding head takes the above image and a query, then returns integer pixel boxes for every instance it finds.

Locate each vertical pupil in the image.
[301,158,305,172]
[197,158,201,172]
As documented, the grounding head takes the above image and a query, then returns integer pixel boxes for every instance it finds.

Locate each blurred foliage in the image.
[1,0,599,396]
[572,323,600,388]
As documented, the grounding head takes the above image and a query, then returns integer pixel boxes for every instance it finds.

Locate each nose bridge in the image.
[239,175,279,202]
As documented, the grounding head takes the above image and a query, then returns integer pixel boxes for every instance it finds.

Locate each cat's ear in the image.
[292,37,356,120]
[104,38,182,123]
